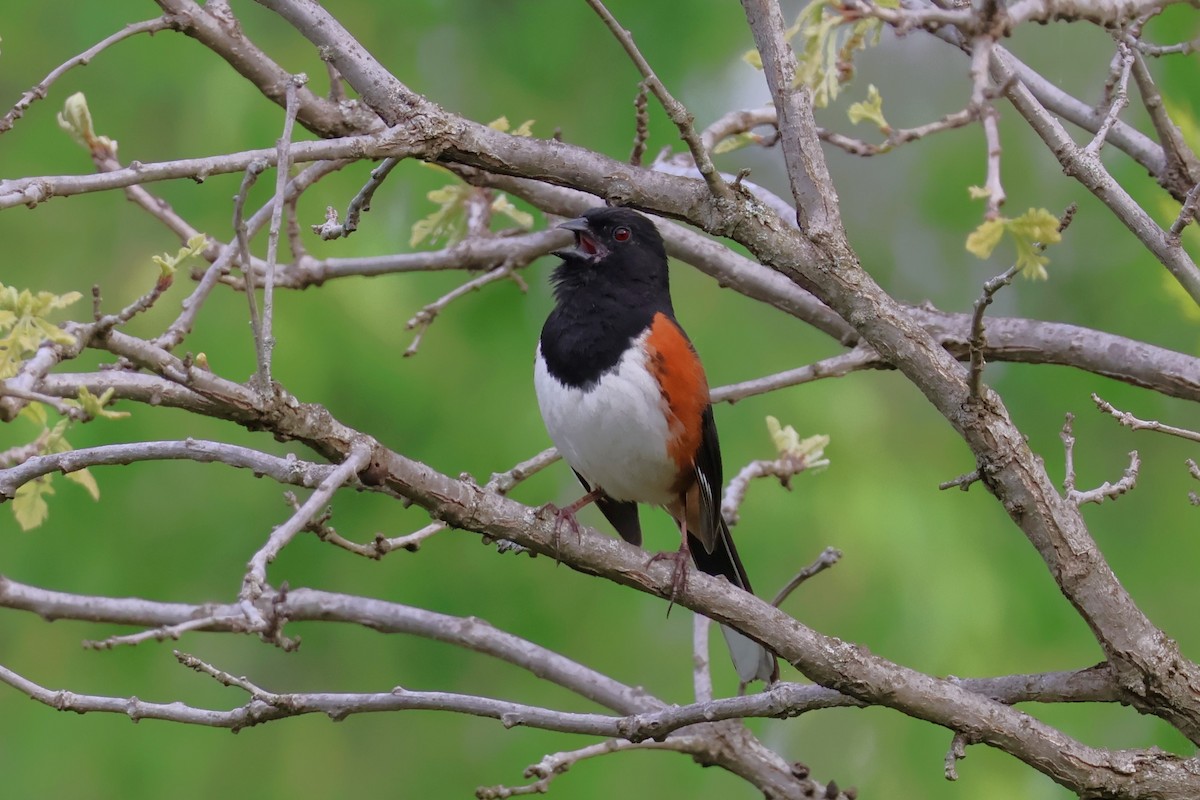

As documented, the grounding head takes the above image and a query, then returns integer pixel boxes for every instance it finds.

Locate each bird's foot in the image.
[539,501,583,563]
[647,545,691,616]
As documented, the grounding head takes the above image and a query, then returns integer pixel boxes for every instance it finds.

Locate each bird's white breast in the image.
[535,334,677,506]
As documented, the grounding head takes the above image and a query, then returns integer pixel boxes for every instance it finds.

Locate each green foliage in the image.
[12,475,53,531]
[1,276,131,530]
[409,115,537,248]
[743,0,895,107]
[153,234,208,279]
[56,91,117,154]
[766,415,830,469]
[846,84,888,131]
[0,282,81,378]
[712,131,760,155]
[9,394,116,531]
[966,208,1063,280]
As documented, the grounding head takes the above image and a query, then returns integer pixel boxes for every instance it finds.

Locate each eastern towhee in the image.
[534,206,778,685]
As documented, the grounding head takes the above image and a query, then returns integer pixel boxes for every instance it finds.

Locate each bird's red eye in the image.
[613,226,631,242]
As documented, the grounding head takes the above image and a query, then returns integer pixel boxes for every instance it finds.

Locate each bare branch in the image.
[0,134,389,210]
[312,157,400,240]
[945,732,970,781]
[1082,42,1134,159]
[693,614,714,704]
[478,738,689,800]
[1061,413,1141,506]
[154,159,349,352]
[990,46,1200,306]
[0,440,335,501]
[771,547,843,608]
[584,0,731,202]
[970,36,1006,219]
[710,348,881,405]
[1092,394,1200,443]
[629,82,650,167]
[741,0,844,238]
[257,74,306,393]
[967,265,1019,400]
[1168,182,1200,244]
[0,17,172,134]
[241,442,373,601]
[404,260,528,358]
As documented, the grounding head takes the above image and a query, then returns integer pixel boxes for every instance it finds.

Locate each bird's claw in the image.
[540,502,583,564]
[647,546,691,616]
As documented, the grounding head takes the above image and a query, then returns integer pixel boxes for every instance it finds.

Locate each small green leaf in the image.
[0,282,82,378]
[18,401,47,427]
[13,477,53,531]
[74,386,130,420]
[56,92,118,155]
[487,116,511,132]
[967,185,991,200]
[510,119,536,137]
[151,234,208,278]
[713,132,759,155]
[491,195,533,230]
[965,219,1006,260]
[409,183,471,248]
[965,208,1062,280]
[766,415,830,466]
[63,468,100,501]
[742,48,764,70]
[1007,208,1061,280]
[847,84,888,130]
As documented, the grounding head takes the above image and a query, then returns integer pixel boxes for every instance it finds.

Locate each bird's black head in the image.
[553,207,666,264]
[549,207,670,306]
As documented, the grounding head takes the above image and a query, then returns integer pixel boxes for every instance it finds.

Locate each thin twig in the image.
[711,348,880,405]
[233,160,269,350]
[1061,413,1140,506]
[0,17,172,134]
[477,738,687,799]
[0,384,85,422]
[0,439,336,501]
[939,470,981,491]
[241,442,373,601]
[967,265,1019,400]
[968,203,1077,398]
[970,36,1006,220]
[629,82,650,167]
[584,0,731,201]
[721,448,828,527]
[771,547,842,608]
[85,614,253,650]
[692,614,714,704]
[1082,42,1133,159]
[944,732,969,781]
[819,106,979,157]
[312,156,401,240]
[1092,393,1200,443]
[404,260,528,357]
[154,159,349,352]
[259,74,306,393]
[1168,183,1200,244]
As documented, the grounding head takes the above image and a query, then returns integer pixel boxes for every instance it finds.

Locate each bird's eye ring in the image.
[613,226,631,242]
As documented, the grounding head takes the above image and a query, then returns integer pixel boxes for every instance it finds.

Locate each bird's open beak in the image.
[552,217,605,260]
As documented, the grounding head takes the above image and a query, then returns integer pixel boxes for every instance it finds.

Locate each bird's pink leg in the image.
[541,487,602,561]
[648,507,692,615]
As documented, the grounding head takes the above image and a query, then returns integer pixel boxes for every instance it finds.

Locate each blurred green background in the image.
[1,2,1198,798]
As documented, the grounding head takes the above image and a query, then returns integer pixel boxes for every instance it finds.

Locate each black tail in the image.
[687,521,779,685]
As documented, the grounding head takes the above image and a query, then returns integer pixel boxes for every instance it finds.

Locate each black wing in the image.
[572,470,642,546]
[687,405,779,684]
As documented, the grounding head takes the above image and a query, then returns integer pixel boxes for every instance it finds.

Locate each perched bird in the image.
[534,206,778,685]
